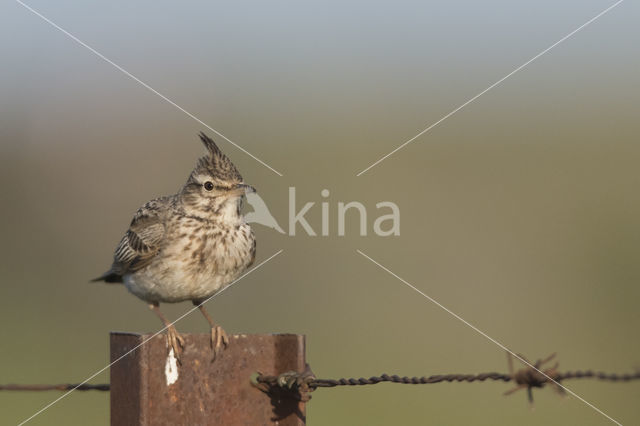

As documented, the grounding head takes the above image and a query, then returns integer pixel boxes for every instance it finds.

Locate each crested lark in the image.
[94,133,256,361]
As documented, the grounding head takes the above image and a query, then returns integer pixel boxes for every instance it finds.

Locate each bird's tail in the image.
[90,271,123,283]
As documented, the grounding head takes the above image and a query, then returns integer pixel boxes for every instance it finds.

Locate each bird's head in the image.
[180,132,256,219]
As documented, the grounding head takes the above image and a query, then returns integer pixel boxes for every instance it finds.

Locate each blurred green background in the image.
[1,0,639,424]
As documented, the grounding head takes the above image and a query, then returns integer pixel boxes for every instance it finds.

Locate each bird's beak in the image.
[229,183,256,196]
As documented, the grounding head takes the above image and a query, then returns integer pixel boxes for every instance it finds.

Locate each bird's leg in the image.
[192,300,229,360]
[149,302,185,362]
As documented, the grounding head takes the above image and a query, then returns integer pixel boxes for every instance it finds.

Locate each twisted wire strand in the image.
[2,370,638,392]
[0,383,110,391]
[253,367,640,402]
[308,370,640,388]
[310,372,512,388]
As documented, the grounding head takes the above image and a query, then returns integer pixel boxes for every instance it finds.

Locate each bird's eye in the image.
[203,181,214,191]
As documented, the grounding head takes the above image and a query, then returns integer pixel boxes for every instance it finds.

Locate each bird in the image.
[93,132,256,362]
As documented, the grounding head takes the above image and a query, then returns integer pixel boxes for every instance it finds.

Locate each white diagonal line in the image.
[356,0,624,176]
[18,249,284,426]
[356,249,622,425]
[15,0,283,177]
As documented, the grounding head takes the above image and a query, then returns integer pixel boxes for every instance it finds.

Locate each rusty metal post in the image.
[110,332,306,425]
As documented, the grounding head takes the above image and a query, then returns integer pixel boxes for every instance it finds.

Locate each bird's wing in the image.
[98,198,169,281]
[116,216,165,272]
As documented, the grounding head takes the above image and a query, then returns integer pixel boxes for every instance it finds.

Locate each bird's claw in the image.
[210,326,229,362]
[166,325,185,364]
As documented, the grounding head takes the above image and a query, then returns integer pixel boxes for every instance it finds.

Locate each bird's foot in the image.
[209,325,229,361]
[166,325,185,364]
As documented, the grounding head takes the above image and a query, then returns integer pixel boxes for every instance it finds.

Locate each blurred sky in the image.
[1,1,639,425]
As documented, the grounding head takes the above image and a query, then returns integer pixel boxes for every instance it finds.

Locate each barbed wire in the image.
[253,353,640,403]
[0,383,109,392]
[3,353,638,406]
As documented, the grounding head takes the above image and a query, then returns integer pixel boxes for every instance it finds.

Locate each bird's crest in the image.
[193,132,243,182]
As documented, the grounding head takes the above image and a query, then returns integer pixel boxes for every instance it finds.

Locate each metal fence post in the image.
[110,332,306,425]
